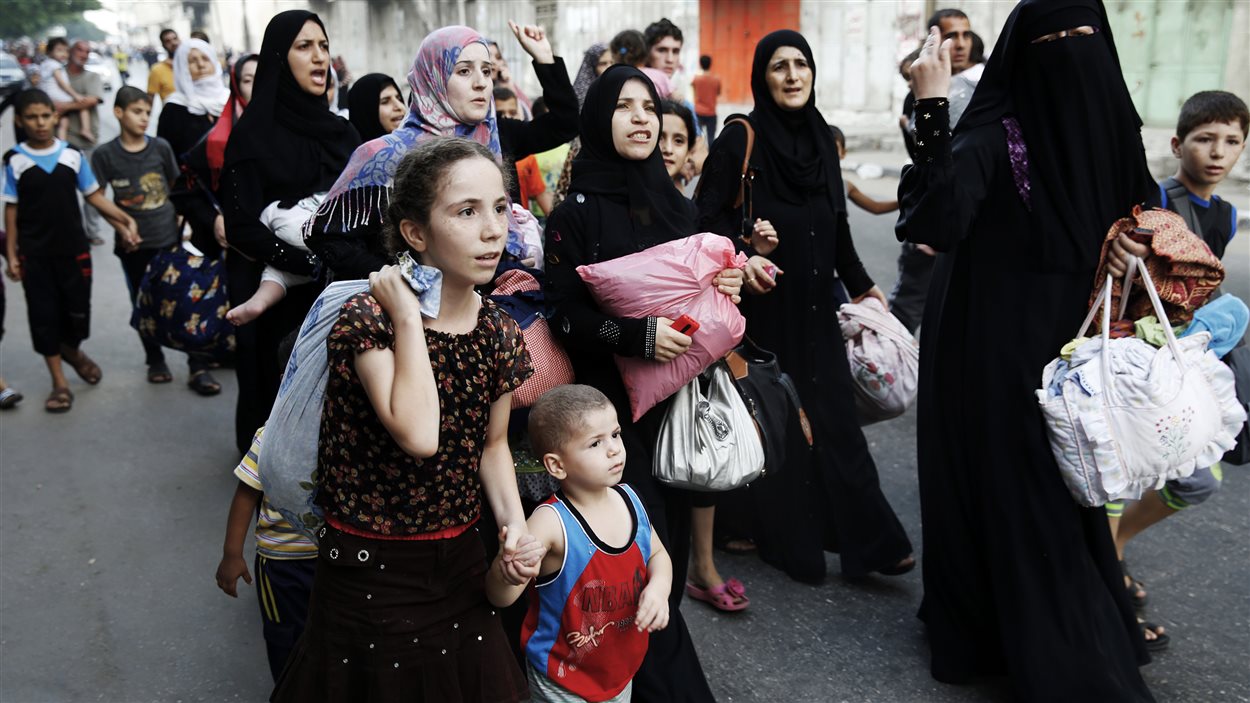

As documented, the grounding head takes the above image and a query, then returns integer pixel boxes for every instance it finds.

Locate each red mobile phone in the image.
[672,314,700,336]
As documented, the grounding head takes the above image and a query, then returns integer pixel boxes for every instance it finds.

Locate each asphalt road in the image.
[1,64,1247,702]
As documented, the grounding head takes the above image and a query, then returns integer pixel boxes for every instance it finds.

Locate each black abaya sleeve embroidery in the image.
[220,166,318,276]
[895,98,997,253]
[544,205,651,358]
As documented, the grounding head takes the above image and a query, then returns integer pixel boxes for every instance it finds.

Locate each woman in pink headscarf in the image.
[305,21,578,280]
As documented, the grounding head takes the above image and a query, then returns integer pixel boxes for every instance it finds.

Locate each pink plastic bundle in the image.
[577,233,748,421]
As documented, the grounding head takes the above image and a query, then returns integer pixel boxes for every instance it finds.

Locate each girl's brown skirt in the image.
[271,524,528,703]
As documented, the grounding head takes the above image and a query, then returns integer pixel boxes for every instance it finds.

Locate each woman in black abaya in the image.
[220,10,360,453]
[347,72,405,142]
[696,30,914,583]
[544,64,741,702]
[896,1,1158,699]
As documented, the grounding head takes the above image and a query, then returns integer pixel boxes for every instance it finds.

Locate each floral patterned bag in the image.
[1036,257,1245,507]
[130,243,234,356]
[838,297,919,425]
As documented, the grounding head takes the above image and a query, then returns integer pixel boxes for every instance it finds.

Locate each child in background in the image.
[40,38,94,143]
[3,89,138,413]
[487,385,672,703]
[224,193,322,326]
[530,97,570,218]
[270,137,539,702]
[1106,90,1248,615]
[215,425,318,682]
[92,86,216,387]
[831,126,899,215]
[610,30,648,69]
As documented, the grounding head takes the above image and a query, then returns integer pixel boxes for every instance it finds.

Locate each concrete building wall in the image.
[798,0,1016,127]
[170,0,695,106]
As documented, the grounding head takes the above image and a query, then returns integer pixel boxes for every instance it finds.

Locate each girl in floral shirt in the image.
[272,138,544,702]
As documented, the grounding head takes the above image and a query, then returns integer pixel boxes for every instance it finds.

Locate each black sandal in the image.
[187,370,222,396]
[1139,617,1169,652]
[147,361,173,384]
[1120,560,1148,610]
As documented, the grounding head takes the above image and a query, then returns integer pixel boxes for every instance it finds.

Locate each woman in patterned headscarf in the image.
[305,22,577,280]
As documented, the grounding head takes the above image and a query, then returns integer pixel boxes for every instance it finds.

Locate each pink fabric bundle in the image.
[577,233,747,421]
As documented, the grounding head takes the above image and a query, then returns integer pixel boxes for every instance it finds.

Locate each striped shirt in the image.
[234,428,318,560]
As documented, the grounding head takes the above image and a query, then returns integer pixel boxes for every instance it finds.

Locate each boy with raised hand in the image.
[486,384,671,703]
[3,88,138,413]
[1106,89,1247,616]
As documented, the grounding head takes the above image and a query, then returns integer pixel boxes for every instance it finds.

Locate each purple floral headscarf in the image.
[311,26,509,242]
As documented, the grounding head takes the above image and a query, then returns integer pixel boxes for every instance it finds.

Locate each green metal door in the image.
[1106,0,1233,126]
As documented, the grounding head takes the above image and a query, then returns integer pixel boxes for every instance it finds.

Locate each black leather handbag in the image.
[723,337,813,478]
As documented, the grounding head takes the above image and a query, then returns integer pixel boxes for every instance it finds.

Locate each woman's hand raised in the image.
[508,21,554,64]
[911,26,953,100]
[654,317,693,362]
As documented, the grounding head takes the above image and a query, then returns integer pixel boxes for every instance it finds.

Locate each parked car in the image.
[0,52,25,97]
[85,51,113,91]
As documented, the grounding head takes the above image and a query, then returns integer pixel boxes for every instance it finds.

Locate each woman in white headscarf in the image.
[157,37,230,160]
[156,36,231,396]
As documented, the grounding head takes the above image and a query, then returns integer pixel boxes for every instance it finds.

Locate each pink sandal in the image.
[686,578,750,612]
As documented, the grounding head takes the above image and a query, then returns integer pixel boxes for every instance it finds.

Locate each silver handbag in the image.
[654,362,766,491]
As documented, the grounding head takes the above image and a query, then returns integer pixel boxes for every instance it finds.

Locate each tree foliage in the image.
[0,0,103,40]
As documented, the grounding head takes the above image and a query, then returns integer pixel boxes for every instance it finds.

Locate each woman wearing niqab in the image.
[895,1,1157,699]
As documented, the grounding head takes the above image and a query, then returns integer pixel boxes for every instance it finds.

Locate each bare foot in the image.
[226,299,267,326]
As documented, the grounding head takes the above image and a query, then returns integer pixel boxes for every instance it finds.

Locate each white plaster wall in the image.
[181,0,697,106]
[798,0,1015,128]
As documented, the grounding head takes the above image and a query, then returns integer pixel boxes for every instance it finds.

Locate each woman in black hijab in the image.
[346,72,404,142]
[896,1,1158,699]
[544,64,735,703]
[219,10,360,453]
[696,30,914,584]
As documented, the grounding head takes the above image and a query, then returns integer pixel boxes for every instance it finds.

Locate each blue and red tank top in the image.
[521,484,652,702]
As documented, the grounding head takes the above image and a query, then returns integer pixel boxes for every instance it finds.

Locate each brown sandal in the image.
[45,387,73,413]
[64,349,102,385]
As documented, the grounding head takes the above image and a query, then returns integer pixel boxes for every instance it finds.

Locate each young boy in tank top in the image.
[486,384,672,703]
